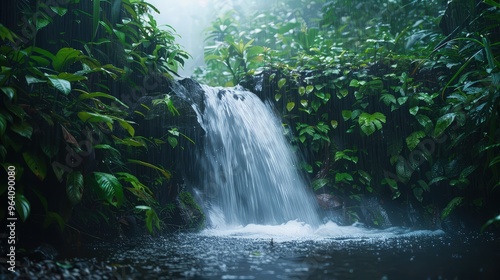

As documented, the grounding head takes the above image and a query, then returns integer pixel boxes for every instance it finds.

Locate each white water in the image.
[196,85,321,227]
[201,220,445,242]
[194,85,444,241]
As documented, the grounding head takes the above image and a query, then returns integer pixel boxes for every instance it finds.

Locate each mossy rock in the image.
[177,191,205,231]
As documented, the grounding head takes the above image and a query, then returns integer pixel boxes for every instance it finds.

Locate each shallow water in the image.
[70,223,500,279]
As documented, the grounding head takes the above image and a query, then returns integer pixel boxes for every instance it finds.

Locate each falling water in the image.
[196,85,321,227]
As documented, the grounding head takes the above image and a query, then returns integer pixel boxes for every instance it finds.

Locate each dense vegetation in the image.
[0,0,196,246]
[195,0,500,229]
[0,0,499,250]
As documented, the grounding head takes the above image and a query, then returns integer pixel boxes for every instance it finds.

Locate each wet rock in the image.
[118,215,140,237]
[316,193,342,210]
[177,191,205,231]
[360,197,392,228]
[31,243,59,261]
[0,257,118,280]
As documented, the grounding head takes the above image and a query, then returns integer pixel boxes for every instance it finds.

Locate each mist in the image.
[146,0,279,76]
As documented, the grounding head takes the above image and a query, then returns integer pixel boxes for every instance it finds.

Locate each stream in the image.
[67,222,499,279]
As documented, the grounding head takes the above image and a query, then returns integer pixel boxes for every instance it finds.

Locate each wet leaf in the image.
[50,6,68,16]
[380,93,396,106]
[342,110,352,121]
[397,96,408,105]
[48,76,71,95]
[0,114,6,137]
[22,152,47,181]
[94,144,121,157]
[481,214,500,232]
[14,194,30,222]
[335,172,353,182]
[117,119,135,137]
[286,102,295,112]
[278,78,286,89]
[305,85,314,94]
[298,86,306,96]
[66,171,84,205]
[78,111,113,123]
[92,172,124,208]
[349,79,360,87]
[441,197,463,220]
[128,159,171,180]
[409,106,419,116]
[312,178,329,191]
[406,130,426,151]
[168,136,178,148]
[358,112,386,136]
[434,113,456,137]
[10,121,33,139]
[415,114,433,131]
[1,87,15,101]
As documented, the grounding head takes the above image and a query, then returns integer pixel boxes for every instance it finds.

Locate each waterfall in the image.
[195,85,321,227]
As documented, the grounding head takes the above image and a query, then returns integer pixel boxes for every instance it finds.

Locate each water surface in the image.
[73,223,499,279]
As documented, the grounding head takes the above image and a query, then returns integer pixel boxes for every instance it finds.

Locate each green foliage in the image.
[195,0,500,228]
[441,197,464,220]
[358,112,386,136]
[0,0,186,235]
[66,171,84,206]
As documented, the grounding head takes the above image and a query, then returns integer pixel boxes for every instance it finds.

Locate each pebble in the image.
[0,257,119,279]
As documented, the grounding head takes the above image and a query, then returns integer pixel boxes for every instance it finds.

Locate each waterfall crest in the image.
[196,85,320,227]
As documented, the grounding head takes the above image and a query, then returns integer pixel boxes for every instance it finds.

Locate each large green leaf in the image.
[145,208,160,233]
[415,114,433,132]
[57,72,86,82]
[305,85,314,94]
[10,121,33,139]
[14,194,30,222]
[92,172,124,207]
[22,152,47,181]
[76,90,128,108]
[406,130,426,151]
[481,214,500,232]
[52,48,83,72]
[117,119,135,137]
[278,78,286,89]
[78,111,114,123]
[312,178,329,191]
[47,76,71,95]
[441,197,463,220]
[434,113,456,137]
[93,144,121,157]
[358,112,386,136]
[379,93,396,106]
[167,136,178,148]
[66,171,84,205]
[1,86,15,101]
[0,114,6,136]
[128,159,171,180]
[335,172,354,183]
[341,110,352,121]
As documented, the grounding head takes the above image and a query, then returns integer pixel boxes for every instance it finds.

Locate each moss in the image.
[178,191,205,231]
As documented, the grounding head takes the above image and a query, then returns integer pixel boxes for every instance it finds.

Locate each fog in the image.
[146,0,230,76]
[146,0,279,76]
